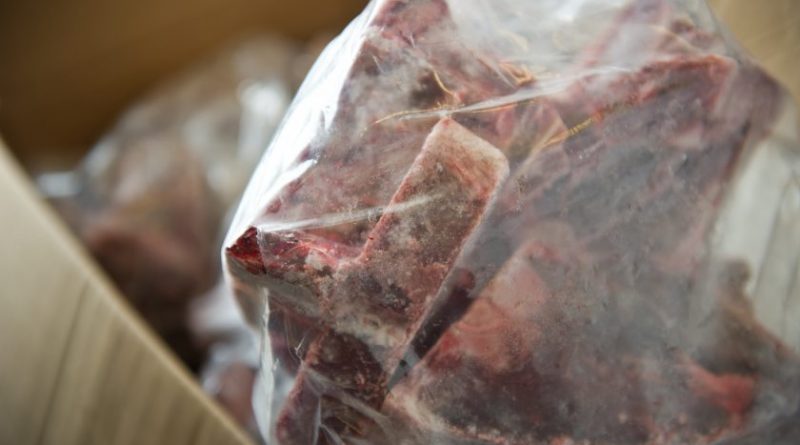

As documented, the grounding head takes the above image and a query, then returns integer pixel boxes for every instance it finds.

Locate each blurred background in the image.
[0,0,368,171]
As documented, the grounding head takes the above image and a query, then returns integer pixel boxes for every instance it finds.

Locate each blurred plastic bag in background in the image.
[223,0,800,444]
[195,301,262,439]
[41,36,296,372]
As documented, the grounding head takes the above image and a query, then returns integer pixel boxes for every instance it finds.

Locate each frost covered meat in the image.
[223,0,799,444]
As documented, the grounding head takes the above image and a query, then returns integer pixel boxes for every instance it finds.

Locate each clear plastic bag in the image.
[222,1,800,443]
[198,321,262,439]
[190,280,262,439]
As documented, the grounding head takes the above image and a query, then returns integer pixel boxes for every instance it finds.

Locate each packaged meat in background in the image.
[40,36,296,372]
[223,0,800,444]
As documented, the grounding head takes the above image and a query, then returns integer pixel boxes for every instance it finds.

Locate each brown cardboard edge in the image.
[0,139,254,445]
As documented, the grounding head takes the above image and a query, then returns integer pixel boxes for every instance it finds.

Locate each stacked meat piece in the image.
[225,0,800,444]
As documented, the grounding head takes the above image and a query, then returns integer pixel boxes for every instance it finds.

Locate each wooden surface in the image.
[0,141,253,445]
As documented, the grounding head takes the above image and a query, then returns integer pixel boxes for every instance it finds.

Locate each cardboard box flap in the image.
[0,141,252,445]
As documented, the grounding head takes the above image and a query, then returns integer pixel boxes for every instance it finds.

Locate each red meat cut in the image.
[224,0,799,444]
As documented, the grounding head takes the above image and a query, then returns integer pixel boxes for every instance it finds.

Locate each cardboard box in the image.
[711,0,800,103]
[0,1,796,444]
[0,141,252,444]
